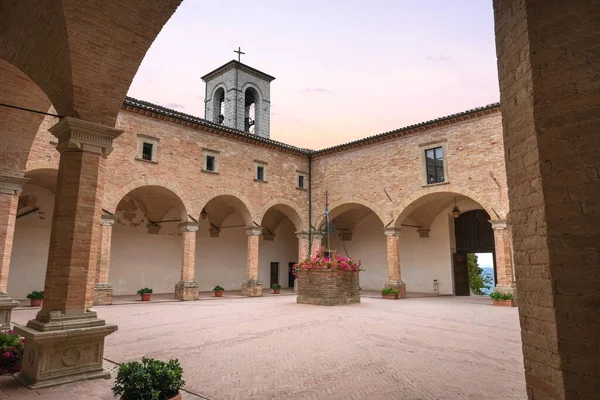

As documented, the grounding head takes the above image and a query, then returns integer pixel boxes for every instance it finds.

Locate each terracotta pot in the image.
[273,289,280,294]
[215,290,224,297]
[30,298,43,307]
[140,293,151,301]
[382,294,398,300]
[121,392,181,400]
[493,299,515,307]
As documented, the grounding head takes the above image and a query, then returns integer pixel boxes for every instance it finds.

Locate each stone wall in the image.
[296,270,360,306]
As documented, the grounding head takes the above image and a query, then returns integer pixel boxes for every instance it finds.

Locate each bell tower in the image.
[202,49,275,139]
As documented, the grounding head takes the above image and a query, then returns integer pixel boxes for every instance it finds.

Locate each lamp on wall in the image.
[200,208,208,220]
[452,197,461,218]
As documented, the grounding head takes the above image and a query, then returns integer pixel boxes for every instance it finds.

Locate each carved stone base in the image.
[0,292,19,331]
[14,310,117,389]
[495,283,518,306]
[241,280,262,297]
[175,281,199,301]
[93,284,113,305]
[385,281,407,298]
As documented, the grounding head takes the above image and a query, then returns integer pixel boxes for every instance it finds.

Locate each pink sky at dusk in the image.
[128,0,500,149]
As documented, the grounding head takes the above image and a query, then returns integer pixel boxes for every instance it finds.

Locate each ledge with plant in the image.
[381,288,399,300]
[26,290,44,307]
[112,357,185,400]
[490,291,515,307]
[213,285,224,297]
[137,288,153,302]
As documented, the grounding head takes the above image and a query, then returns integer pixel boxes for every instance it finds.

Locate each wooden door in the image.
[453,253,470,296]
[270,262,279,287]
[288,262,295,288]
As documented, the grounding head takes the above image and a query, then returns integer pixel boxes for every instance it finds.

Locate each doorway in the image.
[270,262,279,287]
[288,262,295,288]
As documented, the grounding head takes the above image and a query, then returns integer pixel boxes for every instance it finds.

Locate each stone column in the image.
[491,220,516,298]
[241,227,262,297]
[310,233,323,256]
[94,214,116,305]
[175,222,199,301]
[0,176,26,331]
[14,117,120,389]
[384,228,406,298]
[294,231,310,292]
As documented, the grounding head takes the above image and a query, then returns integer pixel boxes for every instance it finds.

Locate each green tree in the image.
[467,253,493,295]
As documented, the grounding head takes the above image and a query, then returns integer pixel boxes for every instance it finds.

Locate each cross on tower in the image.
[234,46,245,62]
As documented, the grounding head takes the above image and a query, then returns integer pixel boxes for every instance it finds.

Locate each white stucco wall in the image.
[8,184,54,299]
[257,217,298,289]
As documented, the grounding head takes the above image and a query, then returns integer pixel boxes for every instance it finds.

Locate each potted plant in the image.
[213,285,224,297]
[137,288,153,301]
[490,291,515,307]
[381,288,399,300]
[26,291,44,307]
[112,357,185,400]
[271,283,282,294]
[0,330,24,375]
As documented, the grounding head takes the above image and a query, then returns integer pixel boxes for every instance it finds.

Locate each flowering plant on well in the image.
[294,248,362,273]
[0,330,24,375]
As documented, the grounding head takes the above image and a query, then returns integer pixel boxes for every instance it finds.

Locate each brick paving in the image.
[7,296,526,399]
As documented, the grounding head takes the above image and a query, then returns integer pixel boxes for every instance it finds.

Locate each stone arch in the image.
[393,184,499,229]
[23,168,59,194]
[190,189,255,227]
[257,199,306,232]
[26,160,59,174]
[105,178,189,220]
[326,198,388,227]
[241,82,264,99]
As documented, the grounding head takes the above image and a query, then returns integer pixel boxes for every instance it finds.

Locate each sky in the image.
[128,0,500,149]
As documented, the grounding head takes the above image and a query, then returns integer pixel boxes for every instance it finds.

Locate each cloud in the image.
[426,55,452,62]
[165,102,186,110]
[304,88,333,95]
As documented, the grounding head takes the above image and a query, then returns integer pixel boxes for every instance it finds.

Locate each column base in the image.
[385,281,407,298]
[14,310,117,389]
[93,284,113,305]
[241,280,262,297]
[175,281,199,301]
[495,283,518,306]
[0,292,19,331]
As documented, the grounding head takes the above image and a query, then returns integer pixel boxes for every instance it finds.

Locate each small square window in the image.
[206,155,215,171]
[142,142,154,161]
[256,166,265,181]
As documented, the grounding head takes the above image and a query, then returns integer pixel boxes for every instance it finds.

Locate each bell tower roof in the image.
[201,60,276,83]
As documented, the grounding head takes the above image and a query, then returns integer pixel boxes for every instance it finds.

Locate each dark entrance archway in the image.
[453,209,495,296]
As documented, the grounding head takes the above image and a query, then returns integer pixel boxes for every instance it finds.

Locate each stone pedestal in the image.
[296,270,360,306]
[241,280,262,297]
[93,284,113,305]
[385,281,407,299]
[175,281,199,301]
[14,311,117,389]
[0,292,19,331]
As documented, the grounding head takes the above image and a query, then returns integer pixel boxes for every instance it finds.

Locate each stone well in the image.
[296,269,360,306]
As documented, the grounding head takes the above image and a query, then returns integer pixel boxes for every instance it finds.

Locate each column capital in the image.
[0,176,28,195]
[490,219,508,230]
[100,214,116,226]
[246,226,263,236]
[311,233,324,240]
[295,231,310,240]
[49,117,123,156]
[179,222,199,232]
[384,227,401,237]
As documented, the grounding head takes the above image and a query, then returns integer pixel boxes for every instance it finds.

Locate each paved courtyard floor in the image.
[6,295,526,399]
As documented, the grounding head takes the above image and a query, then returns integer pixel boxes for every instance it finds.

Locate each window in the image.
[254,160,268,182]
[296,171,308,189]
[298,175,305,189]
[136,135,159,162]
[206,155,215,171]
[142,142,153,161]
[425,146,444,184]
[257,166,265,181]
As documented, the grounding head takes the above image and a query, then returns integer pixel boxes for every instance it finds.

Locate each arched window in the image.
[212,87,225,124]
[244,87,259,133]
